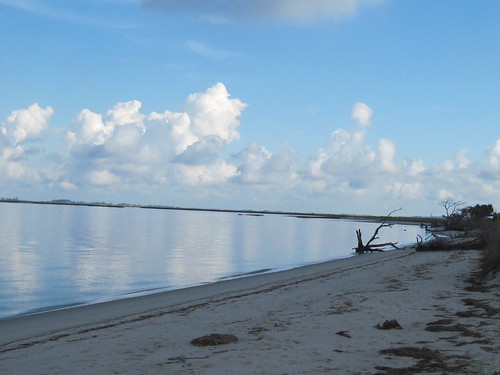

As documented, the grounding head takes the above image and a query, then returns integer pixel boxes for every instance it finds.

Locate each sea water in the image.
[0,202,424,319]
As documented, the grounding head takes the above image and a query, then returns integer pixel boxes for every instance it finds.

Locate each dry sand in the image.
[0,249,498,375]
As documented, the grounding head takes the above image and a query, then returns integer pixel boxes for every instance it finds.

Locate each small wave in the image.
[219,268,273,280]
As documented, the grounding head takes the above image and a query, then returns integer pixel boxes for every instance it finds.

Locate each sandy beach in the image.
[0,249,498,375]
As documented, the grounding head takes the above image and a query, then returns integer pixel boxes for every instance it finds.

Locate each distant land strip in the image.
[0,198,443,225]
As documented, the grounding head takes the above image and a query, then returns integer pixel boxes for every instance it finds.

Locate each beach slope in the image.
[0,250,498,374]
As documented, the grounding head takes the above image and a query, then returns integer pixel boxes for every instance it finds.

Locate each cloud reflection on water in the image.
[0,203,423,318]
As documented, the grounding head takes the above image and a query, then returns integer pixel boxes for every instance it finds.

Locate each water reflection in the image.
[0,203,424,318]
[0,205,40,315]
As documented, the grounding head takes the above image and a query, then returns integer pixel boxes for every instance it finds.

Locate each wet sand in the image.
[0,249,498,374]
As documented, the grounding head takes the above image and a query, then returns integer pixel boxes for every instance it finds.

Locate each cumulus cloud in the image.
[65,82,245,187]
[68,100,144,148]
[307,122,376,183]
[2,85,500,216]
[60,181,77,190]
[350,102,372,127]
[174,136,225,166]
[172,160,239,186]
[406,159,425,177]
[453,149,471,169]
[436,149,472,172]
[487,139,500,170]
[184,82,246,144]
[235,141,299,186]
[236,141,272,184]
[376,138,398,173]
[300,101,498,213]
[105,100,145,130]
[87,169,122,185]
[1,103,53,145]
[388,182,423,200]
[143,0,385,24]
[0,103,53,182]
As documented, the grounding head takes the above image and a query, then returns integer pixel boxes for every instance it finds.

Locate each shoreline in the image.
[0,199,443,225]
[0,239,421,322]
[1,249,498,374]
[0,250,413,346]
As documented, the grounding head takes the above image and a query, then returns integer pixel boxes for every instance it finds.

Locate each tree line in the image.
[441,199,498,230]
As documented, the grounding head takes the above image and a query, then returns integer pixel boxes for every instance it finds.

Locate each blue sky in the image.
[1,0,499,216]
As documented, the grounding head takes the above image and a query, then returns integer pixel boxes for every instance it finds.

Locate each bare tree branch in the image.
[440,199,465,219]
[354,209,402,253]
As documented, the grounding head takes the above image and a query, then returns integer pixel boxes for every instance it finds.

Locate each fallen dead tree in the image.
[416,232,486,251]
[354,209,401,254]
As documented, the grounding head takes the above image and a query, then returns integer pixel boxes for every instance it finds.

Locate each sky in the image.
[0,0,499,216]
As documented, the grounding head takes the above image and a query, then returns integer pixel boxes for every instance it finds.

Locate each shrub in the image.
[480,222,500,277]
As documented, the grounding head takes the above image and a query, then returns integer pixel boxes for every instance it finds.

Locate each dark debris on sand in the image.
[190,333,239,347]
[376,319,403,330]
[375,346,467,375]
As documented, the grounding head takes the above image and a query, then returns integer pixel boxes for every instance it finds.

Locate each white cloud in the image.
[300,109,499,213]
[0,103,53,183]
[454,148,471,169]
[106,125,144,153]
[157,111,197,154]
[1,87,500,216]
[87,170,122,185]
[350,102,373,127]
[106,100,145,129]
[487,139,500,170]
[173,160,239,186]
[402,159,425,178]
[143,0,385,24]
[438,189,457,201]
[69,110,107,146]
[175,136,225,166]
[60,181,77,190]
[69,100,144,148]
[307,126,375,182]
[1,103,53,145]
[0,0,138,29]
[376,138,398,173]
[184,82,246,144]
[148,82,247,156]
[1,145,23,161]
[0,159,27,180]
[265,0,378,23]
[186,40,241,60]
[236,141,286,184]
[65,83,245,188]
[436,148,472,172]
[389,182,423,200]
[237,142,271,181]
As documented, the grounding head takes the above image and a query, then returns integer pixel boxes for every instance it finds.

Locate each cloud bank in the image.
[1,83,499,215]
[0,103,53,181]
[143,0,385,23]
[64,82,246,188]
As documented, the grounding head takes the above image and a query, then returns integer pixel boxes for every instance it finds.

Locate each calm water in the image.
[0,203,423,319]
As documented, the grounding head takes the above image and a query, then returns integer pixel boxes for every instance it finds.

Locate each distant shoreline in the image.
[0,199,443,225]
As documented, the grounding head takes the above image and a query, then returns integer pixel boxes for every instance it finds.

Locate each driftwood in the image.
[354,209,401,254]
[416,235,486,251]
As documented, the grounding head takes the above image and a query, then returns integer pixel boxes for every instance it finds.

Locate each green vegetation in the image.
[461,203,496,220]
[440,199,499,278]
[441,200,498,231]
[481,221,500,277]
